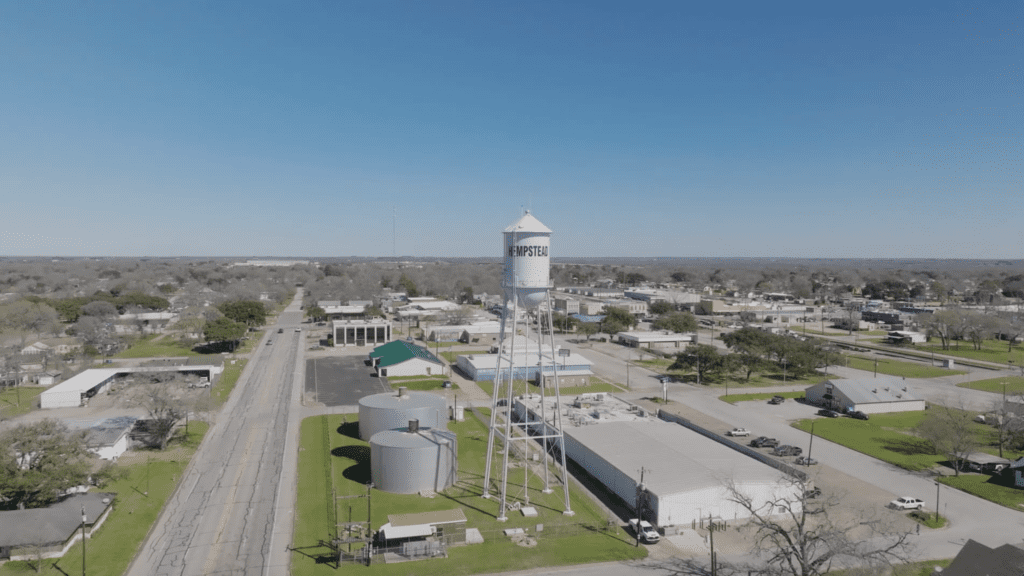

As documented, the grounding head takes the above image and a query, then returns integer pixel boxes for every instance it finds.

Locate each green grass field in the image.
[213,359,247,406]
[0,423,208,576]
[793,410,1023,474]
[938,474,1024,510]
[291,412,646,575]
[719,391,805,404]
[114,334,204,358]
[843,355,964,378]
[956,376,1024,395]
[914,338,1024,366]
[389,378,448,391]
[0,386,46,419]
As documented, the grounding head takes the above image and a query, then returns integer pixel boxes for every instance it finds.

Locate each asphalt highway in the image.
[127,294,303,576]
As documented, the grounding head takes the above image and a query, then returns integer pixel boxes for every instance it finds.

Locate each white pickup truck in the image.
[628,518,660,543]
[726,428,751,437]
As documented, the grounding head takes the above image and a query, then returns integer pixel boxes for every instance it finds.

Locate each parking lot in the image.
[305,355,389,407]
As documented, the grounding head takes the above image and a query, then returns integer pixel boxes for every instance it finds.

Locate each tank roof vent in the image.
[398,386,408,398]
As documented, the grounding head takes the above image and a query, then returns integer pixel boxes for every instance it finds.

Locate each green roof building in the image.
[369,340,444,377]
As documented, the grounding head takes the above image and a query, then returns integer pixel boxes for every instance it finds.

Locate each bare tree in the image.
[916,402,978,475]
[721,478,914,576]
[129,381,187,449]
[988,395,1024,458]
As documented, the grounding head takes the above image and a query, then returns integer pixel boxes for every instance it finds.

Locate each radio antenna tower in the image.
[483,211,574,520]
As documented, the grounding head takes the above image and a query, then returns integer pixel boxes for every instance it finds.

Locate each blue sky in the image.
[0,1,1020,258]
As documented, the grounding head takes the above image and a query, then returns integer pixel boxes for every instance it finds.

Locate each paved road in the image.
[127,294,304,576]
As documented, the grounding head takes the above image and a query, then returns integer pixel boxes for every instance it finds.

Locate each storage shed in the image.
[805,378,926,414]
[368,340,444,377]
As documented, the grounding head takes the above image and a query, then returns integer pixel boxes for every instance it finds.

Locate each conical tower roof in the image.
[503,210,552,234]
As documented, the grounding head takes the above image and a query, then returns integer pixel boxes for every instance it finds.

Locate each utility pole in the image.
[874,357,878,378]
[634,467,647,548]
[934,481,941,524]
[709,513,717,576]
[808,421,815,462]
[81,505,87,576]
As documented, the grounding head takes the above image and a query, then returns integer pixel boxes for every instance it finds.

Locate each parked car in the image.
[773,445,803,457]
[888,497,925,510]
[795,456,818,466]
[817,409,839,418]
[267,340,273,345]
[768,396,785,404]
[750,436,780,448]
[850,411,869,420]
[726,428,751,437]
[278,328,284,333]
[628,519,660,543]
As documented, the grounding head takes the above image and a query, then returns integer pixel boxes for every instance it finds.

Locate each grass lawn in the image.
[236,330,265,354]
[114,334,204,358]
[291,412,646,575]
[0,423,208,576]
[792,412,943,472]
[0,386,46,419]
[793,410,1022,474]
[719,391,805,404]
[938,474,1024,510]
[906,509,948,529]
[390,378,448,391]
[957,376,1024,395]
[914,338,1024,366]
[440,349,489,363]
[213,359,247,406]
[843,355,964,378]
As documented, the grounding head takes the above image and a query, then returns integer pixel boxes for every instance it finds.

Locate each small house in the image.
[0,493,115,562]
[368,340,444,378]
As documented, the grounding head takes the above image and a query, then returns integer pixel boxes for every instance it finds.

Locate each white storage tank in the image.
[358,387,448,441]
[502,211,552,309]
[370,422,458,494]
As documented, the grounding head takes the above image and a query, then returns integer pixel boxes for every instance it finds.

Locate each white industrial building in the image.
[617,330,696,349]
[456,351,593,387]
[515,395,802,528]
[332,318,392,347]
[805,378,926,414]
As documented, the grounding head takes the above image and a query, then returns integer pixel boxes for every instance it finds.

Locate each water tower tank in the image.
[502,211,552,309]
[370,426,458,494]
[358,388,448,441]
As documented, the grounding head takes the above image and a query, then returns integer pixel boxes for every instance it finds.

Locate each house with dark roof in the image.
[941,538,1024,575]
[84,417,137,461]
[1006,457,1024,489]
[368,340,444,378]
[0,492,115,561]
[805,378,926,414]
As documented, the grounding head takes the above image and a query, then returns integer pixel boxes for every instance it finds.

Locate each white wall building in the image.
[617,330,696,349]
[805,378,925,414]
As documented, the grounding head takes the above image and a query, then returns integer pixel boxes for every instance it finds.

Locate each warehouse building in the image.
[805,378,925,414]
[456,351,593,387]
[514,395,801,527]
[40,361,224,409]
[368,340,444,377]
[617,330,696,349]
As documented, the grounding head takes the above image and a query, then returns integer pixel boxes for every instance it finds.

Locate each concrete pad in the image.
[465,528,484,544]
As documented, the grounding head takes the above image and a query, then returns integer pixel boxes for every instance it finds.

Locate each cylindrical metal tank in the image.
[358,389,447,441]
[370,427,458,494]
[502,211,551,309]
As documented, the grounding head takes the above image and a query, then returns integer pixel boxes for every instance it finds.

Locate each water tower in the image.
[483,211,574,520]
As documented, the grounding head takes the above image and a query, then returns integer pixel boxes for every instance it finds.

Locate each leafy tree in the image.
[305,305,327,322]
[398,273,420,297]
[80,300,118,318]
[670,271,690,283]
[0,419,93,509]
[722,327,773,381]
[203,316,247,350]
[157,283,176,294]
[552,312,579,333]
[217,300,267,327]
[601,319,627,341]
[364,305,384,318]
[577,322,599,341]
[670,344,728,384]
[649,301,674,315]
[652,311,697,333]
[916,403,978,475]
[603,306,637,329]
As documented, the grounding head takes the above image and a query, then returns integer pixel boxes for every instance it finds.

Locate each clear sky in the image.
[1,1,1020,258]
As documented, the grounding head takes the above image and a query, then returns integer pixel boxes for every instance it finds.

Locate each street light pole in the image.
[81,505,87,576]
[934,481,941,524]
[808,421,815,462]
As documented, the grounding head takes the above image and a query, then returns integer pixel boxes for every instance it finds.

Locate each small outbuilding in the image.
[805,378,925,414]
[368,340,444,378]
[376,508,468,546]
